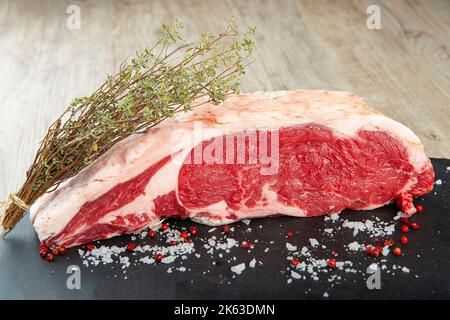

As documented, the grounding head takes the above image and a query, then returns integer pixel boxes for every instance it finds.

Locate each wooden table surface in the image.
[0,0,449,199]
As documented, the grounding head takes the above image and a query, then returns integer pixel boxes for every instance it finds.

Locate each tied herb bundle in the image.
[0,18,255,236]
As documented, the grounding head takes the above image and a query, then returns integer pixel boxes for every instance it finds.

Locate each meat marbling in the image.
[29,90,435,248]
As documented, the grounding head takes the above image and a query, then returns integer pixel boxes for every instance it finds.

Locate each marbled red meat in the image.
[29,90,435,248]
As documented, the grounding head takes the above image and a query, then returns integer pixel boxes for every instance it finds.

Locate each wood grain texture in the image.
[0,0,449,200]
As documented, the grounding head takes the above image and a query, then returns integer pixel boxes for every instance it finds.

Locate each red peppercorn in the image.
[184,238,191,243]
[327,259,337,269]
[154,253,164,262]
[126,243,135,252]
[189,226,198,236]
[39,243,48,251]
[51,247,60,256]
[409,222,420,230]
[415,204,424,213]
[180,231,188,239]
[241,241,251,249]
[287,231,293,238]
[392,247,402,256]
[148,230,156,237]
[291,258,299,266]
[223,225,231,233]
[86,244,95,251]
[46,253,54,262]
[161,223,169,231]
[371,246,381,257]
[58,247,67,255]
[39,248,48,258]
[400,236,408,245]
[401,225,409,233]
[169,240,177,246]
[400,217,409,224]
[384,239,394,247]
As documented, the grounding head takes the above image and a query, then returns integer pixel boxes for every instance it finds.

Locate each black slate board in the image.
[0,158,449,300]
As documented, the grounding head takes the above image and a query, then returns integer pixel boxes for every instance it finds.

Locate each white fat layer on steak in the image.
[30,90,430,244]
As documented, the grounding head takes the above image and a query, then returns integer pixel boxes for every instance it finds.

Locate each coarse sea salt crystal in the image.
[330,213,339,221]
[231,263,246,275]
[242,219,251,225]
[368,263,378,272]
[291,270,301,279]
[324,228,333,234]
[162,255,176,264]
[309,238,319,247]
[384,224,395,235]
[435,179,442,185]
[402,267,410,273]
[342,220,365,236]
[140,256,154,264]
[286,242,297,251]
[249,258,257,268]
[347,241,363,251]
[394,211,409,220]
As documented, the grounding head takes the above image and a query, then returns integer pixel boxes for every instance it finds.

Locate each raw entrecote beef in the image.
[29,90,435,248]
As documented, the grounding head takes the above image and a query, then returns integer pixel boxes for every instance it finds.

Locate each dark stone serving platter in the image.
[0,158,449,300]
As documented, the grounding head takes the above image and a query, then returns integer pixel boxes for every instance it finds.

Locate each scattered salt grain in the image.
[249,258,257,268]
[231,263,246,275]
[347,241,363,251]
[368,263,378,272]
[162,255,176,264]
[286,242,297,251]
[384,224,395,235]
[309,238,319,247]
[435,179,442,185]
[330,213,339,221]
[394,211,408,220]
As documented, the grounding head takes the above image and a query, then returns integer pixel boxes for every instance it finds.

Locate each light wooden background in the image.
[0,0,449,200]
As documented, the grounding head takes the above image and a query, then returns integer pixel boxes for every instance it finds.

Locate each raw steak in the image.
[30,90,435,248]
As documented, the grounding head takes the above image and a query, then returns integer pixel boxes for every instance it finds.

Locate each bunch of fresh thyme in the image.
[0,18,255,235]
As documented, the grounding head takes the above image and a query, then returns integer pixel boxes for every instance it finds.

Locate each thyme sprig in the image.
[0,18,255,235]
